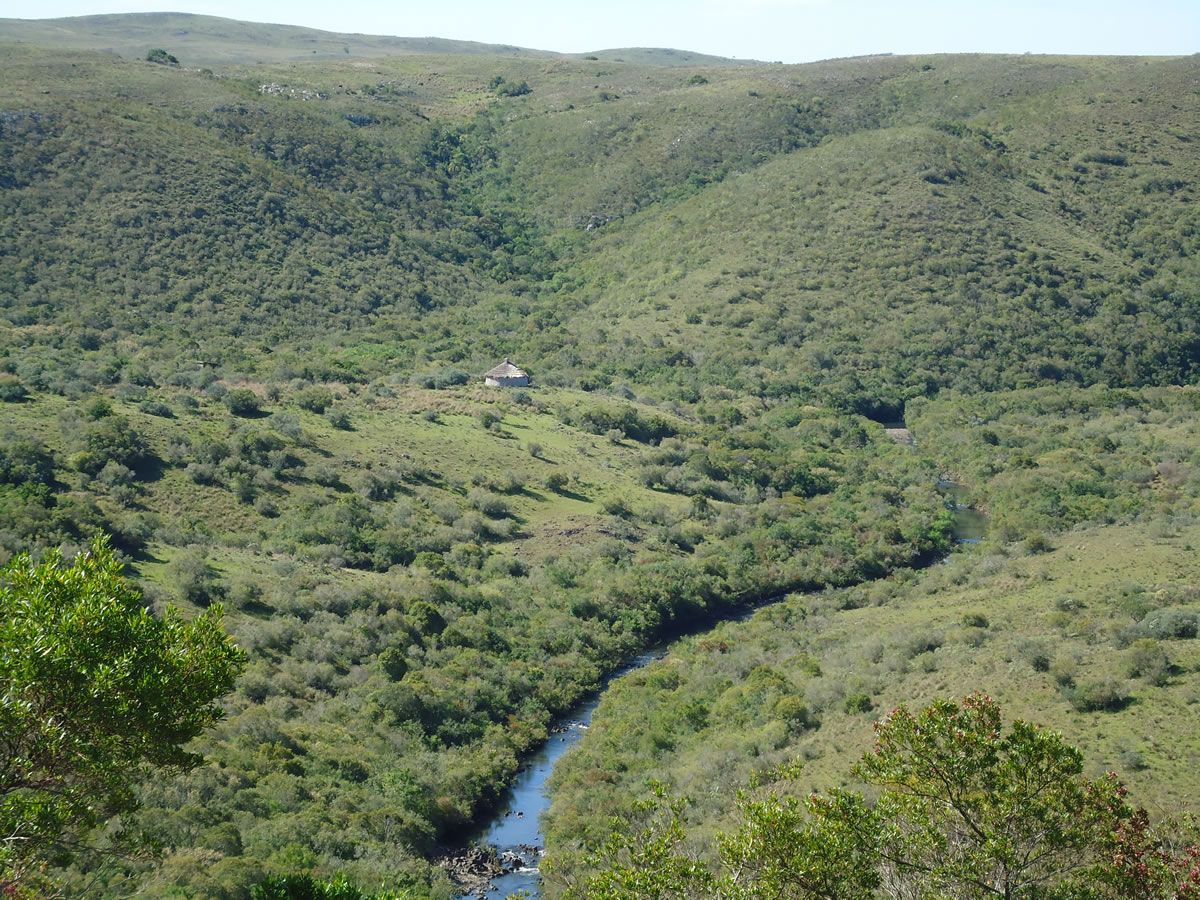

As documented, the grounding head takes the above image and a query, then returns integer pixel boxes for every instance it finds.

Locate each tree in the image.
[251,872,413,899]
[0,376,28,403]
[564,784,715,900]
[0,538,244,891]
[570,695,1200,899]
[856,693,1132,897]
[72,416,149,476]
[718,790,882,899]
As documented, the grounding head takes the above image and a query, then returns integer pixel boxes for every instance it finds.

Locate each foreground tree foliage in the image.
[250,872,413,900]
[567,695,1200,899]
[0,539,245,893]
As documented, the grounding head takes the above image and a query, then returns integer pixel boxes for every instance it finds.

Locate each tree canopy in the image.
[568,695,1200,899]
[0,539,244,892]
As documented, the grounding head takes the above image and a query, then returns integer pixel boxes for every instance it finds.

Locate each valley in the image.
[0,14,1198,898]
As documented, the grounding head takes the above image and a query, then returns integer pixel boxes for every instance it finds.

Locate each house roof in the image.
[484,358,528,378]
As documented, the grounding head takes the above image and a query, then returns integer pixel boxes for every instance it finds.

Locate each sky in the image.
[4,0,1198,63]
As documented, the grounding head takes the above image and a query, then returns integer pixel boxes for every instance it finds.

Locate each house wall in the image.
[485,375,530,388]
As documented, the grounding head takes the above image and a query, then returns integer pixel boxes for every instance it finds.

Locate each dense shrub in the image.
[224,388,262,417]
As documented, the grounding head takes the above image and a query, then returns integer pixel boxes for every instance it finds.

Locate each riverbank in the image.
[445,476,988,897]
[446,651,664,898]
[541,518,1200,890]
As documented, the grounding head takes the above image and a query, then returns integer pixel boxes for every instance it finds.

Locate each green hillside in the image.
[545,385,1200,888]
[0,12,751,67]
[0,12,558,64]
[1,22,1199,898]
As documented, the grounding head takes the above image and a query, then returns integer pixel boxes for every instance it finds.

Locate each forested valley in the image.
[1,14,1198,897]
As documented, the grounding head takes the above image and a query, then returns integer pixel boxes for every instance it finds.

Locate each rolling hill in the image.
[0,19,1198,897]
[0,12,751,66]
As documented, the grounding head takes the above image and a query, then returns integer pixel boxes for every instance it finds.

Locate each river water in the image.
[458,650,663,899]
[460,475,987,897]
[938,479,988,544]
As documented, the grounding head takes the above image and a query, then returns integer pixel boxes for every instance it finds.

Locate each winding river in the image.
[457,650,663,899]
[458,480,987,897]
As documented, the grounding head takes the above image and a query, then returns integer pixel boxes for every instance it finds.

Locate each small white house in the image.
[484,358,530,388]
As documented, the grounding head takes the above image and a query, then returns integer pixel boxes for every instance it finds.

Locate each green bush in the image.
[145,48,179,66]
[0,375,29,402]
[1126,638,1170,685]
[844,692,873,714]
[295,386,335,413]
[224,388,262,417]
[1137,607,1200,641]
[326,408,352,430]
[1066,678,1132,712]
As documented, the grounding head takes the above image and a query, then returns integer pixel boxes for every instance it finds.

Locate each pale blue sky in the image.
[6,0,1198,62]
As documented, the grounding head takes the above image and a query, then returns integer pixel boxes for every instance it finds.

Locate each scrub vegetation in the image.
[0,14,1197,898]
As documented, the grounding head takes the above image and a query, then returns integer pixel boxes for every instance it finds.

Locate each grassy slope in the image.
[0,382,693,894]
[2,47,1195,409]
[0,13,557,64]
[545,518,1200,888]
[0,13,749,67]
[0,383,687,564]
[519,54,1199,407]
[544,383,1200,886]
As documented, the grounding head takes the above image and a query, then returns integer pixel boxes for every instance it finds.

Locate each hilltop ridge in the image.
[0,11,753,66]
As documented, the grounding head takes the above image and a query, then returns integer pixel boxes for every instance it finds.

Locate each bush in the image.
[168,549,226,607]
[1137,607,1200,640]
[1066,678,1132,712]
[84,395,113,420]
[493,77,532,97]
[326,408,352,430]
[0,374,29,402]
[141,400,174,418]
[295,386,335,413]
[601,496,632,518]
[145,48,179,66]
[1082,150,1128,167]
[1023,532,1053,554]
[186,463,219,485]
[1018,639,1052,672]
[414,368,469,390]
[74,417,149,475]
[844,692,874,714]
[224,389,262,417]
[0,436,55,486]
[254,496,280,518]
[1126,638,1170,685]
[468,489,510,519]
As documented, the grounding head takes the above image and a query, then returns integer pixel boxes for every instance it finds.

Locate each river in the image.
[939,479,988,544]
[458,477,987,897]
[457,650,663,899]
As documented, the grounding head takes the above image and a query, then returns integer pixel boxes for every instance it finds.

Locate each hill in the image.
[546,385,1200,885]
[1,43,1195,416]
[0,12,751,67]
[0,12,557,64]
[0,29,1198,898]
